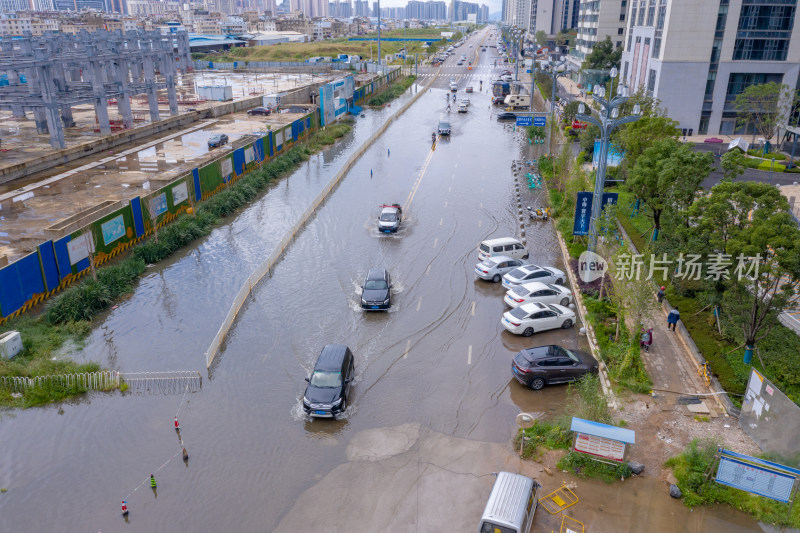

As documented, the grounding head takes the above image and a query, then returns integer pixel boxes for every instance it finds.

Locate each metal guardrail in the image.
[0,370,119,392]
[0,370,202,395]
[122,371,203,394]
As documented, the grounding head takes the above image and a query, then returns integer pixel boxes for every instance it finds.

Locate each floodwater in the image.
[0,35,765,532]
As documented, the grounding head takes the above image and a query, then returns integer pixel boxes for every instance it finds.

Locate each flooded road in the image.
[0,32,765,533]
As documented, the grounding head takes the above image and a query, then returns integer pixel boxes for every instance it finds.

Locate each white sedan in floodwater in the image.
[503,282,573,308]
[501,302,576,336]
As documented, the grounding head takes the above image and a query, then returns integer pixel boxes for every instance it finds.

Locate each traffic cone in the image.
[174,417,180,432]
[121,500,129,516]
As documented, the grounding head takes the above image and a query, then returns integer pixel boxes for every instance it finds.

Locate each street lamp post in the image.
[545,50,567,154]
[576,68,641,252]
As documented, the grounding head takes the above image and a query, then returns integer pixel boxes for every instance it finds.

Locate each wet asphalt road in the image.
[0,30,581,532]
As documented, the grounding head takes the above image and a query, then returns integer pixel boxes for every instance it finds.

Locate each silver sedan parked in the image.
[502,264,565,289]
[475,255,526,283]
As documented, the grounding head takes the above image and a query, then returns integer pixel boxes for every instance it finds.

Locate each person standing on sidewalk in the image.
[640,326,653,352]
[667,307,680,332]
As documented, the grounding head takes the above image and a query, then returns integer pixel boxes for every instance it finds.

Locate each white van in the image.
[478,472,538,533]
[478,237,528,262]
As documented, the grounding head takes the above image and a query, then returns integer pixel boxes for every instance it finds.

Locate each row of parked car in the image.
[474,236,599,391]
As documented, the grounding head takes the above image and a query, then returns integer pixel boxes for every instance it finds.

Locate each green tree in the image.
[687,182,800,363]
[562,100,591,125]
[720,150,748,182]
[578,122,601,155]
[582,36,621,70]
[627,139,713,241]
[616,87,664,118]
[535,30,547,48]
[614,116,680,172]
[555,29,576,47]
[734,82,799,145]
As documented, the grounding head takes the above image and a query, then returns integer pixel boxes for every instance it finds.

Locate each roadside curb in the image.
[513,160,619,410]
[205,70,441,369]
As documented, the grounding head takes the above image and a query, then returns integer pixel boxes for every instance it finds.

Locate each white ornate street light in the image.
[576,67,641,252]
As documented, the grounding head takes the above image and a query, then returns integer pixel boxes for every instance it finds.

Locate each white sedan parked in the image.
[501,302,576,336]
[502,264,565,289]
[475,255,525,283]
[503,282,573,308]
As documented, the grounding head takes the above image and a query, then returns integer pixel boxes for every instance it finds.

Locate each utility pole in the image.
[377,0,381,71]
[529,54,535,114]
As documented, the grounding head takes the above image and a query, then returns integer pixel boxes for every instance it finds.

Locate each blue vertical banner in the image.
[573,192,593,236]
[192,168,202,202]
[601,192,618,210]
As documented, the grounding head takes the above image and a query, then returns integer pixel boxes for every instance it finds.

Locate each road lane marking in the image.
[444,200,448,208]
[448,186,452,193]
[440,217,443,225]
[471,301,476,316]
[426,264,431,275]
[416,296,422,311]
[405,144,436,211]
[404,340,411,359]
[468,345,472,365]
[478,220,482,227]
[433,237,438,247]
[454,163,458,168]
[479,202,483,208]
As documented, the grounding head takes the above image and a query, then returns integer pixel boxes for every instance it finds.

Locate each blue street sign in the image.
[573,192,592,236]
[515,116,533,127]
[533,116,546,127]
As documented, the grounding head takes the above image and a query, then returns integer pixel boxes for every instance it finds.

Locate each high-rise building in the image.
[0,0,28,13]
[74,0,105,10]
[620,0,800,135]
[570,0,627,69]
[354,0,369,16]
[524,0,580,35]
[450,0,487,22]
[406,0,423,18]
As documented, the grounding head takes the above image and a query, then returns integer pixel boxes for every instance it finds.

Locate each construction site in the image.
[0,29,382,265]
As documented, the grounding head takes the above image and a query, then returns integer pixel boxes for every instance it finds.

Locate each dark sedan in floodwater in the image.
[511,344,598,390]
[361,268,392,310]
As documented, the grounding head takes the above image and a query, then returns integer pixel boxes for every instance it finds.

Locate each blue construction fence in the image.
[0,111,318,322]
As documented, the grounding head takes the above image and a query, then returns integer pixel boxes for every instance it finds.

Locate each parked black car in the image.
[511,345,598,390]
[302,344,354,418]
[247,106,272,116]
[497,112,516,121]
[207,133,229,148]
[361,268,392,310]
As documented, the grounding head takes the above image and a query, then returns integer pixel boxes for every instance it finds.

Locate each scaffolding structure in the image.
[0,29,191,149]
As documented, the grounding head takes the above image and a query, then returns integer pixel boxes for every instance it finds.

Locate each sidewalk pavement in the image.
[641,300,719,415]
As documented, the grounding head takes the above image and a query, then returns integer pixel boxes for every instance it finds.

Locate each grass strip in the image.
[666,439,800,527]
[366,75,417,107]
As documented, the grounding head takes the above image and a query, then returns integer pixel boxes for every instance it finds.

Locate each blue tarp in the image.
[349,105,363,115]
[571,417,635,444]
